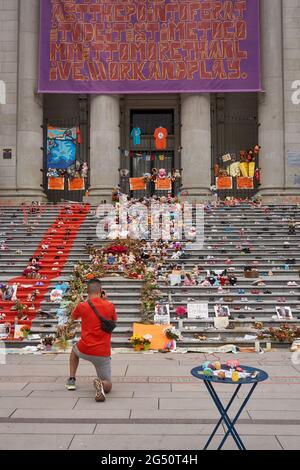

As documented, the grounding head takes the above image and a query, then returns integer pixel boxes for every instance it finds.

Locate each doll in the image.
[81,162,89,179]
[128,252,136,264]
[107,253,116,265]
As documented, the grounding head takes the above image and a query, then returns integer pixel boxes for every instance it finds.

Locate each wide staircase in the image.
[1,203,300,349]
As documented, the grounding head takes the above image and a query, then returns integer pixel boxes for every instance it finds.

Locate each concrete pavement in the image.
[0,351,300,450]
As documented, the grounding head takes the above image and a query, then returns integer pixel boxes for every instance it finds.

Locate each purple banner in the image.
[39,0,261,94]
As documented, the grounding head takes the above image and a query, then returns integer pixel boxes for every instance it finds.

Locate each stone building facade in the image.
[0,0,300,204]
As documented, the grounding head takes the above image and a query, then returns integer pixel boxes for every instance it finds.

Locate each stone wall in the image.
[283,0,300,191]
[0,0,18,190]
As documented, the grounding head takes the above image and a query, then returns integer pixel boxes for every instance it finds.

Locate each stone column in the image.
[181,94,211,200]
[16,0,46,201]
[86,95,120,204]
[258,0,285,198]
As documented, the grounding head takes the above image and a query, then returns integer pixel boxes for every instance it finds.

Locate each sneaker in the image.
[93,378,106,402]
[66,378,76,391]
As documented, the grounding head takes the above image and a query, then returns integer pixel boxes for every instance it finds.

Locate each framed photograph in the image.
[214,304,230,318]
[154,303,170,325]
[276,306,293,320]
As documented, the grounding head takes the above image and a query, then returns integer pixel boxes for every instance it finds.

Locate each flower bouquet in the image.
[142,334,153,351]
[41,334,55,351]
[175,306,187,318]
[21,325,31,339]
[130,334,144,351]
[55,322,76,350]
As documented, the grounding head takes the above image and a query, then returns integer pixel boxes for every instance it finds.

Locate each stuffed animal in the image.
[157,168,166,179]
[81,162,89,178]
[47,168,59,178]
[151,168,158,180]
[172,169,181,179]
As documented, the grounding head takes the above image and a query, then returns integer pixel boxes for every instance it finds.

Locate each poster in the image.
[154,303,170,325]
[187,303,209,319]
[14,325,26,340]
[133,323,170,350]
[129,177,146,191]
[214,305,230,318]
[237,177,254,190]
[155,178,172,191]
[48,177,65,190]
[47,126,77,169]
[68,177,85,191]
[216,176,233,190]
[39,0,261,94]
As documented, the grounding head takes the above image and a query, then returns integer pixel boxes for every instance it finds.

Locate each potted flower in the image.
[41,335,55,351]
[142,334,152,351]
[130,334,144,351]
[21,325,31,339]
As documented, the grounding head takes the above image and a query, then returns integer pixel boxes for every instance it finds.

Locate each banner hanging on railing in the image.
[39,0,261,94]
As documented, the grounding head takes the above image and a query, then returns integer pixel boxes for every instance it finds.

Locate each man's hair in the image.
[87,278,102,295]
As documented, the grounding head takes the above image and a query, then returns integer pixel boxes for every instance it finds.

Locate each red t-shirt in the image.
[72,298,117,357]
[154,127,168,150]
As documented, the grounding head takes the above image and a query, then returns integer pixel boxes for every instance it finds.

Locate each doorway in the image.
[43,94,90,204]
[211,93,259,199]
[120,95,181,198]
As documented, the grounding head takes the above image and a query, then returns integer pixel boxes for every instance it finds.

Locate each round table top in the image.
[191,365,268,385]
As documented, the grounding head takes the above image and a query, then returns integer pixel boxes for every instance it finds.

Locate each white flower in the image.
[143,334,152,341]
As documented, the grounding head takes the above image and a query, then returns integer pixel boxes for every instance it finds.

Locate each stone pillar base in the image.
[257,189,300,204]
[180,186,211,203]
[0,189,48,206]
[83,189,114,206]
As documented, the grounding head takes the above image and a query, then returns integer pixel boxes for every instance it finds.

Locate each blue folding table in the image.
[191,365,268,450]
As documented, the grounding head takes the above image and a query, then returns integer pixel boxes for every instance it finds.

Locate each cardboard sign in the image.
[154,303,170,325]
[187,303,209,319]
[68,177,85,191]
[48,177,64,190]
[129,177,146,191]
[221,153,232,163]
[133,323,170,350]
[14,325,26,340]
[216,177,232,190]
[237,177,254,190]
[214,317,229,330]
[155,178,172,191]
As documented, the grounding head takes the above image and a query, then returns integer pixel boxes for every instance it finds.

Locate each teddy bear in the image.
[157,168,166,179]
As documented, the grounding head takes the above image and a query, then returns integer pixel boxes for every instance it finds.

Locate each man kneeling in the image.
[66,279,117,402]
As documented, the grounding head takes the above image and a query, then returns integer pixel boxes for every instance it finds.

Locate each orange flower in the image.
[86,273,95,280]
